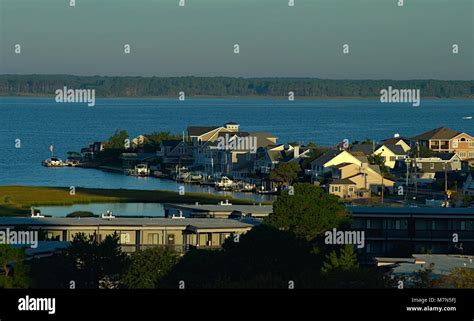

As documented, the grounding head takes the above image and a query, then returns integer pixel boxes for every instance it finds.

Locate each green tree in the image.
[0,245,29,288]
[434,267,474,288]
[63,233,129,288]
[409,263,435,288]
[106,130,129,150]
[410,146,433,158]
[301,144,328,170]
[321,245,359,274]
[269,162,301,187]
[145,132,180,146]
[367,154,389,175]
[265,183,351,241]
[121,247,179,289]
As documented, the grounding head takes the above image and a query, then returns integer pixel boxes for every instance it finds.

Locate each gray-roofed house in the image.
[374,144,409,169]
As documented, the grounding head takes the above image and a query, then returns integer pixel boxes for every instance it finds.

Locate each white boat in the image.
[42,157,64,167]
[184,172,203,183]
[125,164,150,176]
[462,116,472,120]
[134,164,150,176]
[235,181,255,192]
[215,176,235,190]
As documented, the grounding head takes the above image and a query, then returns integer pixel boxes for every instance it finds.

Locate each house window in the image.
[120,233,131,244]
[148,233,160,244]
[390,156,396,162]
[430,163,434,170]
[167,234,175,245]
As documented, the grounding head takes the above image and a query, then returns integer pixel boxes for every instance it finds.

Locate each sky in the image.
[0,0,472,79]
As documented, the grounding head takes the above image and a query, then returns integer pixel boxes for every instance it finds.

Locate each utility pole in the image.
[413,142,419,198]
[405,159,409,203]
[444,163,448,205]
[381,174,384,205]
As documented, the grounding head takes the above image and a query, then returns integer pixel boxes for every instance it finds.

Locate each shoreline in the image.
[1,94,473,100]
[0,186,264,217]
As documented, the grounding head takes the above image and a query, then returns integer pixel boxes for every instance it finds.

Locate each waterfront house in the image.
[80,141,106,161]
[120,152,158,169]
[190,126,278,177]
[373,144,409,169]
[411,127,474,160]
[157,140,193,168]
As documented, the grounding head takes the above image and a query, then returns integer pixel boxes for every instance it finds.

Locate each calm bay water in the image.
[0,97,472,198]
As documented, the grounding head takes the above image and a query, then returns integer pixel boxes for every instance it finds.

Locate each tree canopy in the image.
[1,75,472,98]
[265,183,351,241]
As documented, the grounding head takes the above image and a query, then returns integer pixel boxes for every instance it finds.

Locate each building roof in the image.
[330,178,356,185]
[0,217,255,229]
[351,144,375,155]
[311,150,344,166]
[411,127,459,141]
[161,140,182,149]
[382,137,411,145]
[165,204,273,215]
[187,126,219,137]
[349,206,474,217]
[382,144,407,155]
[388,254,474,277]
[432,152,457,161]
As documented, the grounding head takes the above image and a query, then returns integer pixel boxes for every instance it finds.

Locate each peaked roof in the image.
[187,126,220,137]
[411,127,459,141]
[331,178,356,185]
[311,150,344,166]
[383,137,411,145]
[432,152,458,161]
[381,144,407,155]
[161,140,182,148]
[351,144,375,155]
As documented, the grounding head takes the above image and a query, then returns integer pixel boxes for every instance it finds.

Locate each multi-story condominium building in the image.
[0,217,255,253]
[350,207,474,259]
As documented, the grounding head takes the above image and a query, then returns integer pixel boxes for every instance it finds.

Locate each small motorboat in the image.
[215,176,235,190]
[462,116,472,120]
[42,157,64,167]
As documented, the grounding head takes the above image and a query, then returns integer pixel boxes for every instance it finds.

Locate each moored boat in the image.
[42,157,64,167]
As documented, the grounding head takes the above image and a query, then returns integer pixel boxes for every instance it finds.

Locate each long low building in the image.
[163,202,273,219]
[350,206,474,258]
[0,217,256,252]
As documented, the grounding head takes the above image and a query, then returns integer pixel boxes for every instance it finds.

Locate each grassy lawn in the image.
[0,186,265,217]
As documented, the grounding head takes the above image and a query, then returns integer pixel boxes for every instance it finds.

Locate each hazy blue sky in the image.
[0,0,472,79]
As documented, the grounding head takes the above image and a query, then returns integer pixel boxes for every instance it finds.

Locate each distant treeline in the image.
[0,75,473,98]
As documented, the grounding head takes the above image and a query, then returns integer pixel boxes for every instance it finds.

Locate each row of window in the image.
[353,219,474,231]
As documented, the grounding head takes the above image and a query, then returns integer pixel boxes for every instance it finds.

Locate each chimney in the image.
[293,145,300,158]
